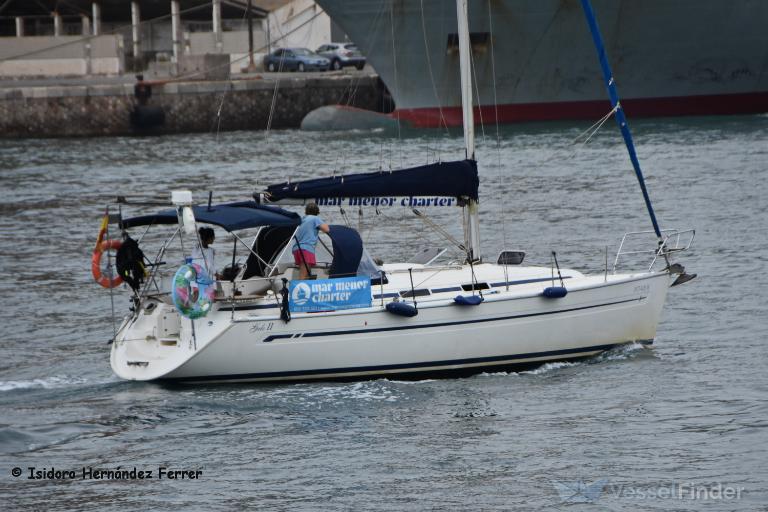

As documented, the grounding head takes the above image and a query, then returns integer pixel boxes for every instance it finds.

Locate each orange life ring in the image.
[92,239,124,288]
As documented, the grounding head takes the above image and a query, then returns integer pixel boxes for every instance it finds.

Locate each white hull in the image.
[111,265,673,383]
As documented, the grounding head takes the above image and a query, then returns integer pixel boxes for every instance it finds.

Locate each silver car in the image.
[315,42,366,71]
[263,48,330,72]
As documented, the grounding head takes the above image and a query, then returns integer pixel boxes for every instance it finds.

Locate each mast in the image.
[456,0,481,262]
[579,0,663,241]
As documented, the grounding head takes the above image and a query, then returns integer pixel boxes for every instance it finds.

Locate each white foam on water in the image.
[0,375,90,392]
[306,382,402,403]
[385,378,438,385]
[592,342,646,362]
[477,371,518,377]
[477,361,578,378]
[522,361,578,375]
[256,380,404,404]
[478,342,648,379]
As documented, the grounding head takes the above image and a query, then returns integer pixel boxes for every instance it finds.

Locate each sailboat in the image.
[102,0,694,383]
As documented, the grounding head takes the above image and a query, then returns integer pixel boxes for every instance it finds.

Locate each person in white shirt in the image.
[191,227,220,279]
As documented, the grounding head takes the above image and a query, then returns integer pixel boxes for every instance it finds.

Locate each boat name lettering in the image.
[315,197,454,208]
[250,322,274,333]
[633,284,650,294]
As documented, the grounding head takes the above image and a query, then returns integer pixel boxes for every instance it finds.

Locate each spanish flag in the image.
[95,210,109,250]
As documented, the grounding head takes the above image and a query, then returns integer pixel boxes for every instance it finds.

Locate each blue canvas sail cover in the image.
[265,159,479,201]
[120,202,300,232]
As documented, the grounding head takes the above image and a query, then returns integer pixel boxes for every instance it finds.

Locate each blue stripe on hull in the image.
[161,340,653,384]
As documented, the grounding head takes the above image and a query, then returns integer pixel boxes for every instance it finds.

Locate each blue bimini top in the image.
[121,202,301,232]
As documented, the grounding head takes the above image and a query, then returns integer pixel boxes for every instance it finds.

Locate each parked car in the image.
[263,48,330,72]
[315,42,366,71]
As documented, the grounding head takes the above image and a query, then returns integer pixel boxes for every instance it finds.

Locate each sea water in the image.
[0,115,766,510]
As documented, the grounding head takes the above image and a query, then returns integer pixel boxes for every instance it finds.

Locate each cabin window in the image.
[400,289,431,298]
[461,282,489,291]
[431,286,462,293]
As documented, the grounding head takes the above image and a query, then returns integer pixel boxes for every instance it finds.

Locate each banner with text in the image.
[315,197,455,208]
[288,276,372,313]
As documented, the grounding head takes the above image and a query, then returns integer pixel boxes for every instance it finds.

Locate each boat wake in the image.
[479,342,649,378]
[0,375,99,392]
[523,361,579,375]
[257,380,406,405]
[589,341,648,363]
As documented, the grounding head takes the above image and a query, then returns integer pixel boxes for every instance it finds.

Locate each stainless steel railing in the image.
[613,228,696,272]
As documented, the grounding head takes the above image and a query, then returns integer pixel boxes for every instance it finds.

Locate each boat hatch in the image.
[497,251,525,265]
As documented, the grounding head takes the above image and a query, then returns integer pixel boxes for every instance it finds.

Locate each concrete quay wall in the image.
[0,74,387,138]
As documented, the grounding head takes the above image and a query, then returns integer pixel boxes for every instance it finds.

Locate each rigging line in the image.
[360,206,415,250]
[265,72,282,138]
[580,0,662,240]
[346,0,387,108]
[347,11,390,105]
[357,202,398,232]
[333,51,365,106]
[580,107,617,145]
[412,208,466,252]
[362,208,379,246]
[338,207,352,228]
[213,5,250,140]
[214,83,229,139]
[571,105,617,145]
[389,0,403,169]
[412,267,452,290]
[420,0,449,136]
[265,4,324,48]
[32,0,49,15]
[469,41,486,142]
[461,204,472,262]
[357,205,364,234]
[0,2,214,63]
[507,4,565,101]
[0,0,15,14]
[57,0,90,17]
[524,106,617,177]
[468,258,483,298]
[105,206,118,342]
[487,0,508,286]
[342,57,372,107]
[333,8,380,108]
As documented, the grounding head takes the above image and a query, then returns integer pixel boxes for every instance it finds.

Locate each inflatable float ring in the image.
[172,263,215,319]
